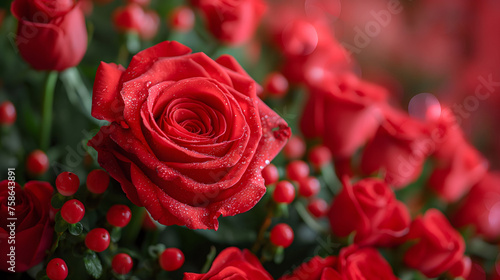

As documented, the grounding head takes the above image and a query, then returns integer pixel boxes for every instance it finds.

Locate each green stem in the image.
[122,205,145,245]
[47,232,63,259]
[294,200,326,234]
[117,43,129,66]
[40,71,58,150]
[251,205,273,253]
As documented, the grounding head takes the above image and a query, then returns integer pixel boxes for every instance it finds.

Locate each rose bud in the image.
[427,108,488,202]
[404,209,466,278]
[337,245,398,279]
[192,0,267,45]
[329,177,410,246]
[361,107,431,188]
[451,172,500,241]
[300,73,388,158]
[10,0,88,71]
[184,247,272,279]
[0,181,54,272]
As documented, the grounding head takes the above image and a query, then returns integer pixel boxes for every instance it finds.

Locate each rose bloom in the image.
[300,73,387,158]
[89,41,290,230]
[192,0,267,46]
[361,108,431,188]
[337,246,398,280]
[404,209,466,278]
[452,172,500,241]
[279,255,337,280]
[10,0,87,71]
[112,3,160,40]
[328,177,410,246]
[280,245,398,280]
[265,3,350,87]
[427,109,488,202]
[0,180,54,272]
[184,247,272,279]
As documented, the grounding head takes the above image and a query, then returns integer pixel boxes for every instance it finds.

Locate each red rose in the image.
[427,109,488,202]
[328,177,410,246]
[184,247,273,280]
[112,4,159,40]
[280,246,397,280]
[300,73,387,158]
[404,209,465,278]
[337,245,398,280]
[279,256,338,280]
[361,108,431,188]
[10,0,88,71]
[88,41,290,230]
[266,4,350,87]
[193,0,267,45]
[451,172,500,241]
[0,180,54,272]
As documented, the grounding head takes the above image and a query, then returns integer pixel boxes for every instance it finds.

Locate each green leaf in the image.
[54,212,68,233]
[68,222,83,236]
[84,250,103,279]
[111,227,122,243]
[51,193,66,209]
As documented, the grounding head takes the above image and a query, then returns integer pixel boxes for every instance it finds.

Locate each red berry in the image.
[264,72,289,98]
[273,181,295,204]
[307,198,328,218]
[112,253,133,275]
[86,169,110,194]
[56,172,80,196]
[308,145,332,169]
[85,228,110,252]
[262,164,279,186]
[286,160,310,181]
[107,204,132,227]
[283,136,306,160]
[159,248,185,271]
[61,199,85,224]
[26,150,49,176]
[298,177,320,198]
[169,6,195,32]
[46,258,68,280]
[0,101,16,126]
[270,223,294,248]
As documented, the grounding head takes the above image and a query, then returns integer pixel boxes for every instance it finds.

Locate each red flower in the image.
[427,109,488,202]
[10,0,87,71]
[300,73,388,158]
[193,0,267,45]
[0,180,54,272]
[88,41,290,230]
[112,3,159,40]
[279,256,339,280]
[404,209,465,278]
[280,246,397,280]
[337,245,398,280]
[184,247,272,279]
[452,172,500,241]
[361,108,431,188]
[329,177,410,246]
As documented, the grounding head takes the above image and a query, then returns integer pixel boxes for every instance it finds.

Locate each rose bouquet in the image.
[1,0,499,280]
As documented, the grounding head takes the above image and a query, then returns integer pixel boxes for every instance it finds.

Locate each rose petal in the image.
[92,62,126,122]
